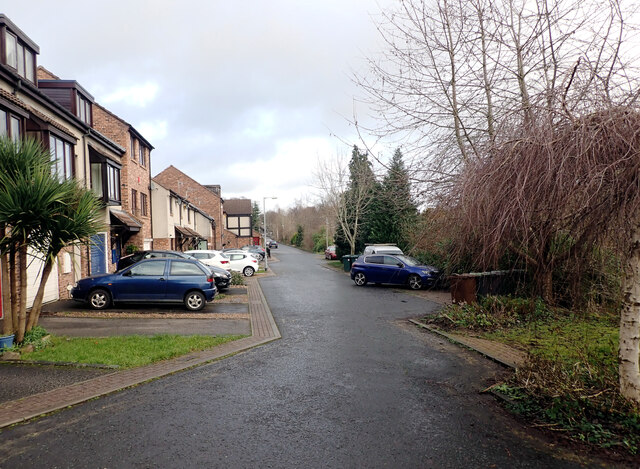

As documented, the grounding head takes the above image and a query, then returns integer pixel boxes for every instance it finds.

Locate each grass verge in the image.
[20,333,246,368]
[422,296,640,458]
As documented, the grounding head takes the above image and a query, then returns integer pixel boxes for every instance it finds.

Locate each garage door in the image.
[26,250,59,308]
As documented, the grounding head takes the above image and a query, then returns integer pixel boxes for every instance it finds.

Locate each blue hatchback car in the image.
[71,258,216,311]
[350,254,439,290]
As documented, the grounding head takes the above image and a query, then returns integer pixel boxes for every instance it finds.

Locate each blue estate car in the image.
[71,258,216,311]
[350,254,439,290]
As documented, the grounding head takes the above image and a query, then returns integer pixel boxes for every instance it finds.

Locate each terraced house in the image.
[0,14,127,305]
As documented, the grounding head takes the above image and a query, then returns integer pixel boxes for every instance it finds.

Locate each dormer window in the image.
[75,92,91,125]
[4,30,35,83]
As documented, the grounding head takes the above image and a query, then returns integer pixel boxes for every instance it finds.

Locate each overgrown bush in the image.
[429,295,554,331]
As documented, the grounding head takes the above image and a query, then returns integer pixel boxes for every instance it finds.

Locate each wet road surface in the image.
[0,245,599,467]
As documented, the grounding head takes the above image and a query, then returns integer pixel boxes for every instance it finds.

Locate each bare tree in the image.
[355,0,639,189]
[315,149,376,255]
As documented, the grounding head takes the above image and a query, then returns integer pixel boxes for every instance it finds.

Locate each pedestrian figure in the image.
[266,245,271,258]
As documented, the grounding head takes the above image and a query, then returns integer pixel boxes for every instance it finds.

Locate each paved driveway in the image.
[0,245,601,467]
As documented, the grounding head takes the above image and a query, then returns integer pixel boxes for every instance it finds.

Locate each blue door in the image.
[90,234,107,275]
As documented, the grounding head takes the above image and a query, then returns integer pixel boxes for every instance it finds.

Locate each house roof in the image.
[224,198,252,215]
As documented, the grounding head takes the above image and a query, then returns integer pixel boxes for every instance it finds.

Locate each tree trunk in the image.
[9,244,18,333]
[27,256,53,332]
[620,223,640,404]
[16,243,28,343]
[0,226,12,336]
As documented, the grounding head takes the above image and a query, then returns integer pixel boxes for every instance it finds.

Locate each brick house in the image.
[37,67,155,270]
[0,15,125,304]
[153,165,225,249]
[150,180,214,251]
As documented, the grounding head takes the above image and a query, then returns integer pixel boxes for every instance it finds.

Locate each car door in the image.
[165,260,210,301]
[227,253,246,272]
[112,259,168,301]
[382,255,405,284]
[363,255,385,282]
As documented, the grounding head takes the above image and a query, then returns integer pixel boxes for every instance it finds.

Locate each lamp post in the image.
[263,196,277,271]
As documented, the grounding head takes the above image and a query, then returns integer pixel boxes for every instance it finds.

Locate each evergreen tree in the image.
[251,201,262,232]
[360,148,418,251]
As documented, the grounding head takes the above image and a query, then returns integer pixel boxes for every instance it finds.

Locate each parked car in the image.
[267,240,278,249]
[350,254,439,290]
[224,248,261,261]
[324,245,338,260]
[185,250,231,270]
[209,264,232,291]
[71,258,216,311]
[362,244,403,255]
[117,250,194,271]
[241,245,266,260]
[226,252,260,276]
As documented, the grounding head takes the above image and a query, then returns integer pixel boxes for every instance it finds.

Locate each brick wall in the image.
[153,166,223,248]
[93,104,152,250]
[153,238,171,250]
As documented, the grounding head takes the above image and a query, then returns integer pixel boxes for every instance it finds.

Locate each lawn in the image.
[21,333,246,368]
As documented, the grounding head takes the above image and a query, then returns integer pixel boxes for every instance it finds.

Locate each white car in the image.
[185,250,231,271]
[226,252,260,277]
[224,249,261,261]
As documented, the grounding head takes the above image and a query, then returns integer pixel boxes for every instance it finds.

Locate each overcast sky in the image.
[4,1,393,209]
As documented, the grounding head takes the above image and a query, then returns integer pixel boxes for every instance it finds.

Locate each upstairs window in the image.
[131,189,138,215]
[130,137,136,160]
[141,192,148,216]
[107,165,120,202]
[0,110,21,142]
[90,150,121,205]
[49,135,73,180]
[75,93,91,125]
[138,145,145,166]
[169,196,174,216]
[5,31,35,83]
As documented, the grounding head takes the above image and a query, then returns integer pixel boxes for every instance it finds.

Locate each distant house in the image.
[224,198,254,247]
[153,166,224,249]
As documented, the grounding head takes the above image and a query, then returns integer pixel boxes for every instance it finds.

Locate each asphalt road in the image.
[0,245,599,468]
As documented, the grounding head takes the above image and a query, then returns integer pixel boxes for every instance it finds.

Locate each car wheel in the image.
[185,291,206,311]
[408,274,423,290]
[243,266,255,277]
[88,288,111,310]
[354,272,367,286]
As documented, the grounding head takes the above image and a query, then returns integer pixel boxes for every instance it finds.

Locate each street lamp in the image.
[263,196,277,271]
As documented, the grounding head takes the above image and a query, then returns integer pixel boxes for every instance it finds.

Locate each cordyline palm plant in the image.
[0,137,104,342]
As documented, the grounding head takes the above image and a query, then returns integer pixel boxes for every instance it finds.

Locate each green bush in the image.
[230,271,245,286]
[125,244,139,255]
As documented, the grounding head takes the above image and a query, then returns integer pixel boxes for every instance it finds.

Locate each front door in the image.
[90,233,107,275]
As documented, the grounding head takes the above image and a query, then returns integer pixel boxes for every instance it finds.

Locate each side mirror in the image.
[397,263,404,268]
[123,270,132,277]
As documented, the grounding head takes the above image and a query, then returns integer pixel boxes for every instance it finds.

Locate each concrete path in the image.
[0,276,279,428]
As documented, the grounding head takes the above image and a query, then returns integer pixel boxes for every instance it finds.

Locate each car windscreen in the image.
[395,255,422,266]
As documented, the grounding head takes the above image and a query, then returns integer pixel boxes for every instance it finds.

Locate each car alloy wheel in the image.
[89,288,111,310]
[243,266,255,277]
[354,272,367,286]
[408,274,423,290]
[185,291,206,311]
